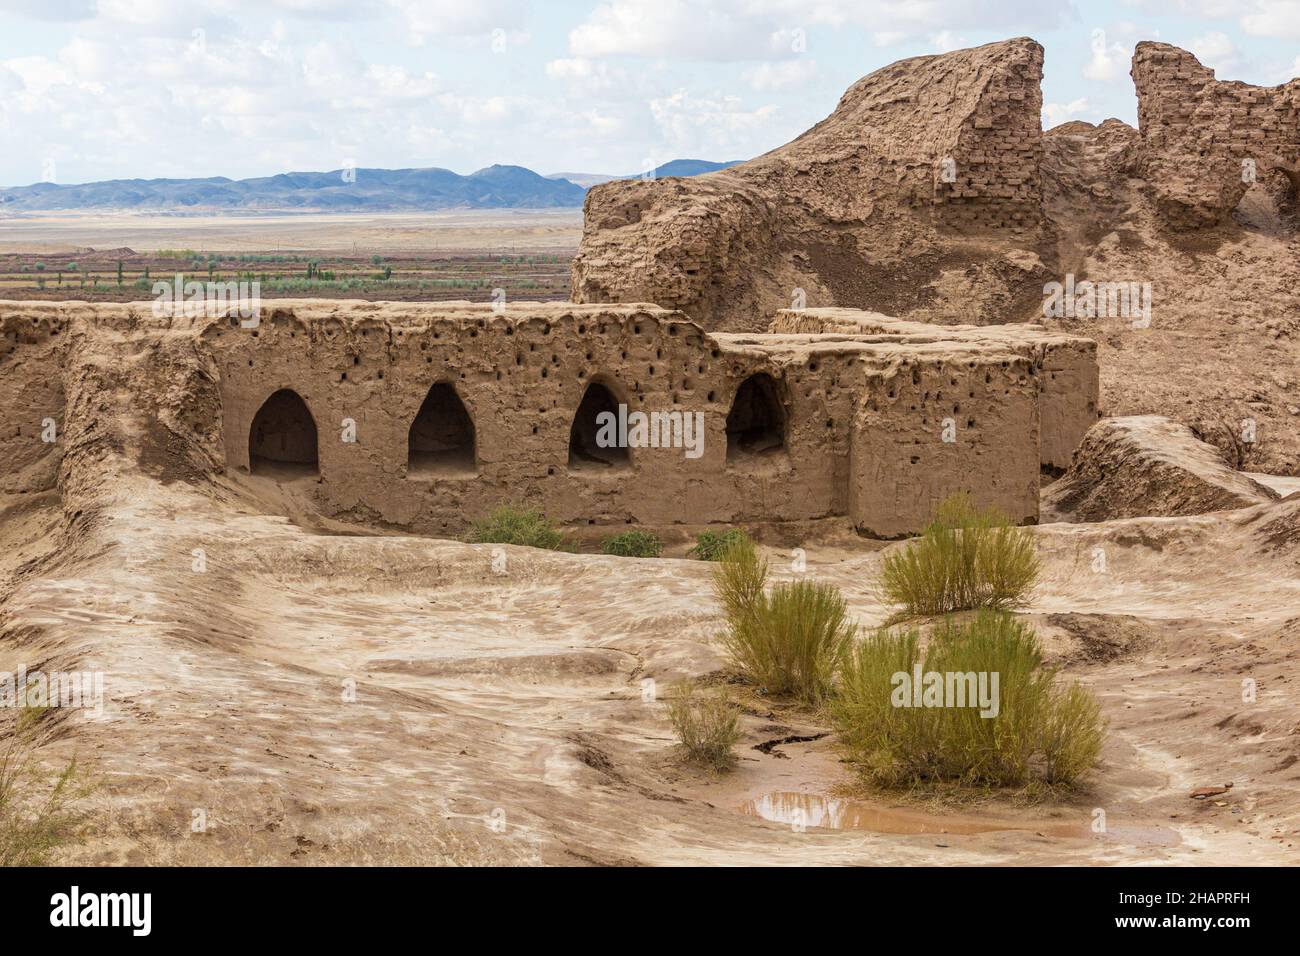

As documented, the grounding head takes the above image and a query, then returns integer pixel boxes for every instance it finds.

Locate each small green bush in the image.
[666,680,742,770]
[463,503,575,551]
[601,530,662,558]
[832,610,1104,790]
[877,493,1039,620]
[712,537,855,704]
[688,528,750,561]
[0,715,92,866]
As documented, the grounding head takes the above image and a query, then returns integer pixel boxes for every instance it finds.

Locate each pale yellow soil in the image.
[0,210,583,256]
[4,461,1297,866]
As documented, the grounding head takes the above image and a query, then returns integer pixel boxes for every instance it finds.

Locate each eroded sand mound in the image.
[1043,415,1278,522]
[572,38,1051,332]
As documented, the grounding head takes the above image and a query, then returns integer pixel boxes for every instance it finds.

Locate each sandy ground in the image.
[0,210,583,256]
[3,455,1298,866]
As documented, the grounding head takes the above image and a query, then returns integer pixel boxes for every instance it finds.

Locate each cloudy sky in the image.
[1,0,1298,187]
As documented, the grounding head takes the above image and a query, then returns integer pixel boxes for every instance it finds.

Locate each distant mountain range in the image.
[546,159,743,188]
[0,159,743,213]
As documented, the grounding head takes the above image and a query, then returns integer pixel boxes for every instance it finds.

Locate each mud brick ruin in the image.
[35,37,1273,538]
[1,299,1095,538]
[1132,41,1300,229]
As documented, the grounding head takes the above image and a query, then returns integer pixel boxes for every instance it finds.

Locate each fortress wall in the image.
[1,300,1087,537]
[1132,42,1300,227]
[0,310,69,493]
[935,39,1045,231]
[771,308,1097,471]
[850,352,1041,537]
[205,303,851,534]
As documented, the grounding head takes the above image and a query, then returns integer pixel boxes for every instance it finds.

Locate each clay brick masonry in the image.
[0,300,1096,538]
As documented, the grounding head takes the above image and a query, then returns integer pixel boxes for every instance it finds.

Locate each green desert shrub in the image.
[712,537,855,704]
[666,680,742,771]
[688,528,750,561]
[0,715,92,866]
[832,610,1104,790]
[463,503,575,551]
[877,492,1039,619]
[601,530,662,558]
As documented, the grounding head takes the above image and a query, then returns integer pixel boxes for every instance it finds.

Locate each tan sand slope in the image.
[1043,415,1279,522]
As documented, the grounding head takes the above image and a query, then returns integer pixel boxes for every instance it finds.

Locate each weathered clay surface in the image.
[1131,42,1300,229]
[572,38,1050,331]
[0,299,1096,538]
[1043,415,1279,522]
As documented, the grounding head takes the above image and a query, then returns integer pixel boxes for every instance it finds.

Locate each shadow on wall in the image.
[250,388,318,478]
[569,380,631,472]
[408,382,477,478]
[727,373,786,464]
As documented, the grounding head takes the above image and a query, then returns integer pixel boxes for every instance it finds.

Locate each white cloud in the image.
[649,88,778,155]
[929,31,968,53]
[743,58,817,91]
[1186,31,1239,72]
[1240,1,1300,39]
[545,57,628,95]
[1083,28,1131,82]
[569,0,780,60]
[568,0,1076,60]
[1043,97,1090,127]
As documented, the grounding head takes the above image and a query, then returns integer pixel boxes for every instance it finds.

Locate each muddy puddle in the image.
[740,791,1179,846]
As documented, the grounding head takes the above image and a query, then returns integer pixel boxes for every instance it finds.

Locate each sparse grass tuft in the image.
[666,680,742,771]
[601,530,662,558]
[712,537,855,704]
[0,714,94,866]
[688,528,750,561]
[877,493,1039,620]
[832,610,1104,791]
[463,503,575,551]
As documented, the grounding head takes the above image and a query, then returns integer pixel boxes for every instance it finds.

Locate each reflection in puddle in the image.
[740,791,1179,846]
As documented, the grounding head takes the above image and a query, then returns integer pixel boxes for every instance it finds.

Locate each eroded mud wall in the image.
[1133,42,1300,228]
[206,303,851,534]
[849,351,1041,537]
[0,311,68,493]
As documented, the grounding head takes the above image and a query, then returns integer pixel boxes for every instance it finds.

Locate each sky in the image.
[1,0,1298,188]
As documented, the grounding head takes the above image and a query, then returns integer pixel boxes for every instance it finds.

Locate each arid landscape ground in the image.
[2,36,1298,870]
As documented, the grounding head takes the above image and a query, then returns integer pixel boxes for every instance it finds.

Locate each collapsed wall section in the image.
[0,309,69,494]
[571,38,1050,331]
[1132,41,1300,228]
